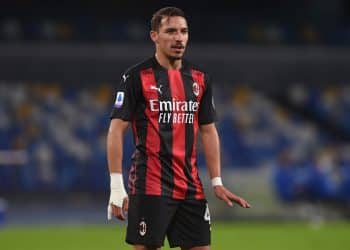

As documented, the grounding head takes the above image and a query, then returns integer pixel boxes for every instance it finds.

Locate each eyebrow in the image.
[164,27,188,32]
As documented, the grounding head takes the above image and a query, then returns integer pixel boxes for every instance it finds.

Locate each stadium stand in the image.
[0,82,349,206]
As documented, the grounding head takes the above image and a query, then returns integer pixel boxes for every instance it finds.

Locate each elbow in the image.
[199,123,217,135]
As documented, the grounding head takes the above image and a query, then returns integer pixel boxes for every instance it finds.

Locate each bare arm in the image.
[199,123,221,179]
[107,118,129,174]
[107,118,130,220]
[200,123,251,208]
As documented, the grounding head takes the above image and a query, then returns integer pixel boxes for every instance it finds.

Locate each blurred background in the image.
[1,0,350,249]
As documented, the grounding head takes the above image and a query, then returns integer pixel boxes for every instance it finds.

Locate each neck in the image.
[155,52,182,70]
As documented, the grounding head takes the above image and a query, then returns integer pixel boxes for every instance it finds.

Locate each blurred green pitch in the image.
[1,222,349,250]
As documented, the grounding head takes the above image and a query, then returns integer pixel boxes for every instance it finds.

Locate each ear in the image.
[150,30,158,43]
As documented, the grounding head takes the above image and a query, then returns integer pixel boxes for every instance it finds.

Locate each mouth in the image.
[171,44,185,49]
[171,45,185,53]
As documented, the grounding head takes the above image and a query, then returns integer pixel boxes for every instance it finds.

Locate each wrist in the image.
[110,173,125,190]
[211,177,223,187]
[109,173,127,208]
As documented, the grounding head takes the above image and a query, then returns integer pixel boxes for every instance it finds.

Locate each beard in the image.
[156,44,186,62]
[167,49,185,61]
[167,54,183,60]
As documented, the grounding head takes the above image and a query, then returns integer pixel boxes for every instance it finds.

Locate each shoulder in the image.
[184,59,212,86]
[123,57,155,77]
[184,59,211,78]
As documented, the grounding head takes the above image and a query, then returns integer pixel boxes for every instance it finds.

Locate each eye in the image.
[165,28,177,34]
[181,29,188,34]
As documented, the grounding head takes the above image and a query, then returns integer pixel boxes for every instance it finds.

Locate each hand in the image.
[107,188,129,221]
[213,185,251,208]
[108,196,129,221]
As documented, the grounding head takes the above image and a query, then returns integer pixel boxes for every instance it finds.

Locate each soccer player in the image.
[107,6,251,250]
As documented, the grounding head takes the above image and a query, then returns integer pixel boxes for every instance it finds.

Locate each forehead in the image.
[159,16,188,30]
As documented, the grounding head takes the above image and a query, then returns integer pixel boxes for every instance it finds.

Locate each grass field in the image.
[1,222,350,250]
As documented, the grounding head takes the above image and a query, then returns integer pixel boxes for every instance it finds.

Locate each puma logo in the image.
[122,74,129,82]
[150,85,162,95]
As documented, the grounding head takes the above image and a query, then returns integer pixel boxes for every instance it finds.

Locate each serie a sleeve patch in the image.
[114,91,125,108]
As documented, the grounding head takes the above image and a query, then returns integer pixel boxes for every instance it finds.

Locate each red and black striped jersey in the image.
[110,56,216,200]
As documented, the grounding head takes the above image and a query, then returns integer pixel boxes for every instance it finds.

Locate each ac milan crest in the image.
[192,82,200,97]
[139,219,147,236]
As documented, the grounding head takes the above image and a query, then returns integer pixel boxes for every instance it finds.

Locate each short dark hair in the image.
[151,7,186,31]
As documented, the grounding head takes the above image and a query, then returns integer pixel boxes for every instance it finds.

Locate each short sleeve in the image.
[110,71,140,121]
[198,74,217,125]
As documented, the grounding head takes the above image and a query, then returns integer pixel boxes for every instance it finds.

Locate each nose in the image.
[174,31,184,41]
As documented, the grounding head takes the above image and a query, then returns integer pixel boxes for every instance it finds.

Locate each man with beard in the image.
[107,6,250,250]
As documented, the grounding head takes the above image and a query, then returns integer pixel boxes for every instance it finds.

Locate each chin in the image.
[168,54,183,61]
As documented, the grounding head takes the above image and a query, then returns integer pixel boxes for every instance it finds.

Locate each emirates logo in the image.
[193,82,200,97]
[139,219,147,237]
